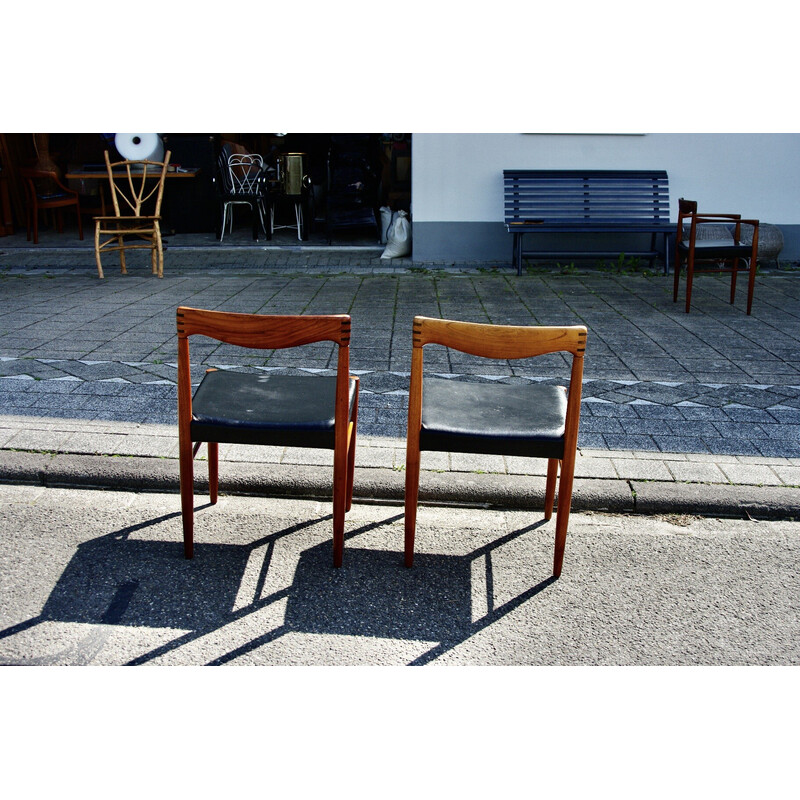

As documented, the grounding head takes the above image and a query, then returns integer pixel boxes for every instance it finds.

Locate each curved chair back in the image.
[228,153,264,196]
[103,149,170,218]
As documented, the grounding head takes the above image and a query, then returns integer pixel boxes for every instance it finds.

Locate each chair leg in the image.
[552,454,577,578]
[730,257,739,304]
[684,253,694,313]
[208,442,219,504]
[155,223,164,278]
[332,442,347,568]
[219,205,227,242]
[345,380,359,512]
[76,204,84,241]
[746,259,756,316]
[118,235,127,274]
[404,437,422,567]
[179,434,195,559]
[94,223,105,279]
[544,458,559,520]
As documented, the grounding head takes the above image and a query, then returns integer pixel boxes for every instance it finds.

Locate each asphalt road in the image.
[1,483,797,666]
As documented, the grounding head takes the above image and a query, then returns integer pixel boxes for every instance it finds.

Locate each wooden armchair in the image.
[18,166,83,245]
[94,149,171,278]
[674,198,760,314]
[177,307,359,566]
[404,317,587,578]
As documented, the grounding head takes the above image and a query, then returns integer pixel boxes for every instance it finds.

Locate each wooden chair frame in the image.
[94,149,171,279]
[673,198,760,314]
[177,307,359,566]
[404,316,587,578]
[19,167,84,245]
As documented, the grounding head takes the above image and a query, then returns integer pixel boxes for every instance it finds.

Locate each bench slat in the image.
[503,169,672,274]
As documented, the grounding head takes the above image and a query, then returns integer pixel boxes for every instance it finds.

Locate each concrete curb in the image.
[2,450,798,520]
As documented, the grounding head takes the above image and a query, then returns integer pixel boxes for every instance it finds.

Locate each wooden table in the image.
[65,168,200,216]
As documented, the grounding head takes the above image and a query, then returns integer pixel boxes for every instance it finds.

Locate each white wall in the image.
[412,133,800,224]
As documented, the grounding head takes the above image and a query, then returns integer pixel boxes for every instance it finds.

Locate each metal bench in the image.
[504,169,673,275]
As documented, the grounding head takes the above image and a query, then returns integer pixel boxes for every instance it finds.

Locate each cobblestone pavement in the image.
[1,239,800,488]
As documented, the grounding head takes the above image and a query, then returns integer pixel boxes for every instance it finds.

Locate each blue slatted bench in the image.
[503,170,673,275]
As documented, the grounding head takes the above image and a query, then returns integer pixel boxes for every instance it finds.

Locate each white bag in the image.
[381,210,411,259]
[379,206,396,244]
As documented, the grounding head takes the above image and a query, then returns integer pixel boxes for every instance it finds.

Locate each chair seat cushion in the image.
[678,240,754,257]
[190,371,357,448]
[420,377,567,458]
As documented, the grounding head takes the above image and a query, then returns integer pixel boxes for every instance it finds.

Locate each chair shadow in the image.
[0,510,556,666]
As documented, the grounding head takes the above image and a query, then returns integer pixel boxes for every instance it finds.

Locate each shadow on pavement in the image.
[0,510,557,666]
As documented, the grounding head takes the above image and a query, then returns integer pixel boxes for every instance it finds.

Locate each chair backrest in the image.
[176,307,353,432]
[103,149,171,218]
[177,307,351,349]
[227,154,264,195]
[408,315,587,449]
[412,316,587,360]
[18,167,72,201]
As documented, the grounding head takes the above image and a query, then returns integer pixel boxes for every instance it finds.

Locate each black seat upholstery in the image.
[191,371,358,448]
[419,378,567,458]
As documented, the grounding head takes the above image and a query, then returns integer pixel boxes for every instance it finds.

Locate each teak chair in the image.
[177,307,359,566]
[18,167,84,245]
[404,316,587,578]
[674,198,760,314]
[94,149,171,279]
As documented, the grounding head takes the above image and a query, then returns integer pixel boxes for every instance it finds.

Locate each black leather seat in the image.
[191,371,358,448]
[419,378,567,458]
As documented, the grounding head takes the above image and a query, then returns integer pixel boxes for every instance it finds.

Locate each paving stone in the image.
[610,458,674,481]
[666,461,729,483]
[718,463,783,486]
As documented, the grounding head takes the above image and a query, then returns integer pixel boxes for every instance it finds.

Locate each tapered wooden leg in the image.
[346,380,359,511]
[154,223,164,278]
[94,222,105,279]
[404,438,421,568]
[208,442,219,505]
[118,235,127,274]
[179,435,195,559]
[746,259,756,315]
[685,253,694,313]
[552,456,577,578]
[544,458,559,520]
[730,257,739,304]
[332,443,347,568]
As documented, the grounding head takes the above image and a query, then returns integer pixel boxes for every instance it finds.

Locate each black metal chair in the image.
[674,198,760,314]
[214,152,271,242]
